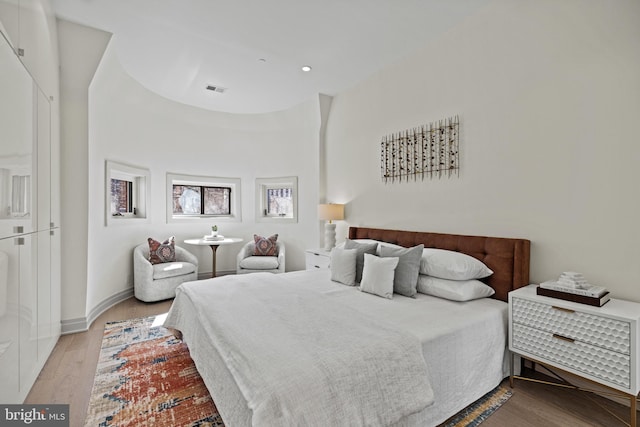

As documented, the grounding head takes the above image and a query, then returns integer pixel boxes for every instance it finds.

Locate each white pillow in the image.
[359,254,399,299]
[330,247,358,286]
[419,248,493,280]
[417,275,495,301]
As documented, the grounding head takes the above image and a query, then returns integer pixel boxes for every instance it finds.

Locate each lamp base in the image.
[324,223,337,251]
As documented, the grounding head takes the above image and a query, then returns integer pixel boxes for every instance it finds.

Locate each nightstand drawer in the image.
[512,323,631,389]
[305,250,331,270]
[512,297,630,355]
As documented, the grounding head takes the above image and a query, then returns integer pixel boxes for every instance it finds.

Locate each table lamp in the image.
[318,203,344,251]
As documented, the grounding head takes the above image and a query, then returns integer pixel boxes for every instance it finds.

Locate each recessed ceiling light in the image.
[301,65,312,72]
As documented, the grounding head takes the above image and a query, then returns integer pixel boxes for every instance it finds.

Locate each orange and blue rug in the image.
[85,315,511,426]
[85,314,223,426]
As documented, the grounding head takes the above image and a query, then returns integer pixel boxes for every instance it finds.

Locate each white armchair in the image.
[236,240,285,274]
[134,243,198,302]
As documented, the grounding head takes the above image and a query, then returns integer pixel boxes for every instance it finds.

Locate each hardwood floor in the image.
[26,297,634,427]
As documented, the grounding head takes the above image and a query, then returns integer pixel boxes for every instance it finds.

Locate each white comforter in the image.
[164,272,434,427]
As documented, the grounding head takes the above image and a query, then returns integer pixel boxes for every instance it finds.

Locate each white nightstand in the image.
[305,248,331,270]
[509,285,640,426]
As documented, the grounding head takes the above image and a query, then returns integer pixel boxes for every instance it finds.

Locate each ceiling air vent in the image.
[206,85,226,93]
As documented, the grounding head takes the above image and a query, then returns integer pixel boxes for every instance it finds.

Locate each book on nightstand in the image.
[536,286,611,307]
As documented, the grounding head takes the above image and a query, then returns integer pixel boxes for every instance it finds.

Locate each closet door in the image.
[37,87,51,231]
[0,236,20,403]
[37,229,51,361]
[0,30,36,239]
[18,232,38,395]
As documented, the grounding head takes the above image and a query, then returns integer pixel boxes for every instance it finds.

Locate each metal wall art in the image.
[381,115,459,182]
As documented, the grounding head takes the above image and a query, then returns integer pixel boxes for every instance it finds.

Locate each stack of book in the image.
[537,272,610,306]
[203,234,224,241]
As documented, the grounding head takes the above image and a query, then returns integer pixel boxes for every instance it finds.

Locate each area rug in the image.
[84,314,224,426]
[85,315,511,427]
[444,385,513,427]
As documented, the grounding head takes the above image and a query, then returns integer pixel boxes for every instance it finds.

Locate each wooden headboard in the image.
[348,227,530,302]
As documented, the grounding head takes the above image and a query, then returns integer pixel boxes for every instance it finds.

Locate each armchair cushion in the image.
[253,234,278,256]
[152,261,197,280]
[148,236,176,264]
[239,256,280,270]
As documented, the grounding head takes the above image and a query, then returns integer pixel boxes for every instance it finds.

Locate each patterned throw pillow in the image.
[148,236,176,264]
[253,234,278,256]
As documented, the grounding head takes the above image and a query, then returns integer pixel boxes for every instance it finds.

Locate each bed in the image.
[164,227,530,426]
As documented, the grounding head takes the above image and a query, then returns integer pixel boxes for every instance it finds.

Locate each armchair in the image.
[236,240,285,274]
[133,243,198,302]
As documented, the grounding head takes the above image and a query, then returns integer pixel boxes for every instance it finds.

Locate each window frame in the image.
[105,160,149,225]
[167,173,241,223]
[255,176,298,223]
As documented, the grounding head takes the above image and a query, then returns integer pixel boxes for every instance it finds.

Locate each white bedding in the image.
[164,269,509,427]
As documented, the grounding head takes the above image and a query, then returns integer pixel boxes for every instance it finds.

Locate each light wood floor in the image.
[26,297,634,427]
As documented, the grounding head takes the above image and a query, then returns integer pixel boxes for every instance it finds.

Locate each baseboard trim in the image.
[61,287,134,335]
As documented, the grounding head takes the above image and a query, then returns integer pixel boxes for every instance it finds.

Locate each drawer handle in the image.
[552,306,575,314]
[552,333,575,343]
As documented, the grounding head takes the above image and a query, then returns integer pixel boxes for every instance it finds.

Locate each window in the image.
[256,176,297,223]
[167,173,241,223]
[172,185,231,216]
[105,160,149,225]
[111,178,133,215]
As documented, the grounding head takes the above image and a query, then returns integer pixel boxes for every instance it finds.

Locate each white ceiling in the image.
[51,0,489,114]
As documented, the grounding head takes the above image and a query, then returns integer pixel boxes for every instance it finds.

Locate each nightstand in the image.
[305,248,331,270]
[509,285,640,426]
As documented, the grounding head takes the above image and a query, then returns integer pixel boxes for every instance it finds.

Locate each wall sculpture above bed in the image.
[348,227,530,302]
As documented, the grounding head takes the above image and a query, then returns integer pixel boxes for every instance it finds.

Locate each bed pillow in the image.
[330,247,358,286]
[420,248,493,280]
[417,275,495,301]
[379,244,424,297]
[148,236,176,265]
[344,239,378,283]
[253,234,278,256]
[359,254,398,299]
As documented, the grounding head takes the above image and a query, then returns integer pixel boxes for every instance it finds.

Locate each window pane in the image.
[266,187,293,217]
[204,187,231,215]
[111,178,132,215]
[173,185,201,214]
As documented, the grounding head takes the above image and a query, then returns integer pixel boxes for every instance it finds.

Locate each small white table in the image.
[184,237,243,278]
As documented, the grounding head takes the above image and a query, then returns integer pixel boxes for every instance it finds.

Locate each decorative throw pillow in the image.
[416,275,495,301]
[419,248,493,280]
[380,244,424,297]
[254,234,278,256]
[359,254,399,299]
[330,247,358,286]
[148,236,176,265]
[344,239,378,283]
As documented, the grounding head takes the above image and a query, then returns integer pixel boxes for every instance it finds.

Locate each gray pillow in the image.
[380,244,424,297]
[344,239,378,283]
[330,247,358,286]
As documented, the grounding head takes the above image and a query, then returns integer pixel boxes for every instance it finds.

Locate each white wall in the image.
[324,0,640,301]
[57,19,110,325]
[85,42,321,316]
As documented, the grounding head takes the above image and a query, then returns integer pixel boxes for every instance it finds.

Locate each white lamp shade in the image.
[318,204,344,221]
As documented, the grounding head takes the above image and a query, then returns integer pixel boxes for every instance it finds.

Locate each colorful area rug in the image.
[85,315,511,427]
[84,315,224,426]
[444,385,512,427]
